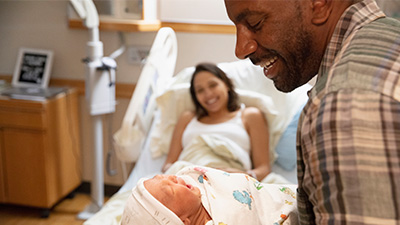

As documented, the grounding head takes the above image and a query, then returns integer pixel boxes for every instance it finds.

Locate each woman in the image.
[162,63,271,181]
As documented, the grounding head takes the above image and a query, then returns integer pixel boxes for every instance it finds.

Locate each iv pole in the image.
[69,0,117,219]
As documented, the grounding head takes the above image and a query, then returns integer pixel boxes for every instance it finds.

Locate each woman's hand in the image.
[216,167,245,174]
[162,163,173,173]
[243,107,271,181]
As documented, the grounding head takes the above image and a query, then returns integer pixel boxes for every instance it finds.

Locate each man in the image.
[224,0,400,224]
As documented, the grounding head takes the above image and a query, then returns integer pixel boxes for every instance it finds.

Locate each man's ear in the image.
[182,218,191,225]
[311,0,332,25]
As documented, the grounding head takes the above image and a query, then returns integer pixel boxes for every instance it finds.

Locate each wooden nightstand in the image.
[0,88,81,216]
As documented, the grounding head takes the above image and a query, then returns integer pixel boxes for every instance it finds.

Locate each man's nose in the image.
[235,25,257,59]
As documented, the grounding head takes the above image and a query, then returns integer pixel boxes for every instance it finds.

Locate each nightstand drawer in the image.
[0,108,45,130]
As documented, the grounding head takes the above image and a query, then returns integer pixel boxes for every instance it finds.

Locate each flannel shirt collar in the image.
[309,0,385,98]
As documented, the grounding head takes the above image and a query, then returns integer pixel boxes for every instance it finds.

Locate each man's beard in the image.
[274,26,318,93]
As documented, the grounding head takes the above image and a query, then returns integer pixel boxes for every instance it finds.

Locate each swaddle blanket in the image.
[178,166,298,225]
[121,166,297,225]
[165,134,253,175]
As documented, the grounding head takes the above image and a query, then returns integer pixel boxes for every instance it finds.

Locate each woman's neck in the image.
[200,108,238,124]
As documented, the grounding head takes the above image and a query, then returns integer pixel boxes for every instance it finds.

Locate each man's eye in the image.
[248,19,264,31]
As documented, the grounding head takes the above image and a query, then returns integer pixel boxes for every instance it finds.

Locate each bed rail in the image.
[113,27,177,163]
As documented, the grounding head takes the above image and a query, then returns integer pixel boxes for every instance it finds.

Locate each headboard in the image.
[113,27,178,162]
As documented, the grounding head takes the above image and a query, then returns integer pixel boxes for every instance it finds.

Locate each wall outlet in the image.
[127,45,151,65]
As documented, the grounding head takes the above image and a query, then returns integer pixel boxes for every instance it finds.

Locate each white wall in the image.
[0,1,237,186]
[160,0,233,24]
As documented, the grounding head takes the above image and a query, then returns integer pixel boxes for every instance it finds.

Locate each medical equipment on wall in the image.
[69,0,122,219]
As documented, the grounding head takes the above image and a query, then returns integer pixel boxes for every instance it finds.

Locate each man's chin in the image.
[273,80,296,93]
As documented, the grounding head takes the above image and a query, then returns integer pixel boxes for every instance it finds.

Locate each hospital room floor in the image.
[0,193,108,225]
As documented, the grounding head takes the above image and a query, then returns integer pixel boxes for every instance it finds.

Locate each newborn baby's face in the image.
[144,175,202,218]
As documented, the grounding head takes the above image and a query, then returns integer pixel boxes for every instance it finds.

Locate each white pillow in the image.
[161,59,309,136]
[149,84,282,159]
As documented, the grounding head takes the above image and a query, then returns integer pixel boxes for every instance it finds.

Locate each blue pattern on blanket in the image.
[233,190,252,210]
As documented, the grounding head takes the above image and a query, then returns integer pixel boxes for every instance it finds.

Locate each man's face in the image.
[225,0,321,92]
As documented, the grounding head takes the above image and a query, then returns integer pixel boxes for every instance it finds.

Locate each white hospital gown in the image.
[177,166,298,225]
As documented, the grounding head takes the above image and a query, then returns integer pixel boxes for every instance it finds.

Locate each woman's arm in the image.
[243,107,271,181]
[161,110,195,173]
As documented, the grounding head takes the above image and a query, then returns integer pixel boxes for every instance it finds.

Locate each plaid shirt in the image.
[297,0,400,224]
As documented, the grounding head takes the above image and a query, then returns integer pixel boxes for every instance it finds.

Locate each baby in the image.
[121,166,298,225]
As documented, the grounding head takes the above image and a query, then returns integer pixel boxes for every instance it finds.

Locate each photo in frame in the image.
[12,47,54,88]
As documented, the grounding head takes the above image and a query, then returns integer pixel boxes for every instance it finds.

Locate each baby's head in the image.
[121,174,203,225]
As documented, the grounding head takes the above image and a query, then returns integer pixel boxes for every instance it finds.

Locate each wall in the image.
[0,1,237,186]
[160,0,232,24]
[376,0,400,18]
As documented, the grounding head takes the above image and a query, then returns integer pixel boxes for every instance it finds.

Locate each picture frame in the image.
[12,47,54,88]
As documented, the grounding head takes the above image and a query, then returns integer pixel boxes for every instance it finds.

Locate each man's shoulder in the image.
[352,16,400,43]
[370,16,400,30]
[326,17,400,96]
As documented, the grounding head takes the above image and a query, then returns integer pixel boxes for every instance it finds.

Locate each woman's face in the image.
[144,175,202,219]
[193,71,230,114]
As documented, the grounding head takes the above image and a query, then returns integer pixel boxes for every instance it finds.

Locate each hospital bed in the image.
[84,27,310,225]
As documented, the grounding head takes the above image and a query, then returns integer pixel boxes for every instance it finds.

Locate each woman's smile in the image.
[205,97,218,106]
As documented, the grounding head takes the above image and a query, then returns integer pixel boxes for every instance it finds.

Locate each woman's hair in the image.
[190,63,240,118]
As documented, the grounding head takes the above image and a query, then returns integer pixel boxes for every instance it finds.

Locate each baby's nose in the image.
[168,175,178,183]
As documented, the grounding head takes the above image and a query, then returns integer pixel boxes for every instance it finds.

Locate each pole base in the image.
[76,202,102,220]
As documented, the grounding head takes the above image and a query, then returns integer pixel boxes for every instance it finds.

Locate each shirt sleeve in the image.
[296,126,316,225]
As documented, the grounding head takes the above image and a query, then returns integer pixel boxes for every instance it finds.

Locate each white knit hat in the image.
[121,177,184,225]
